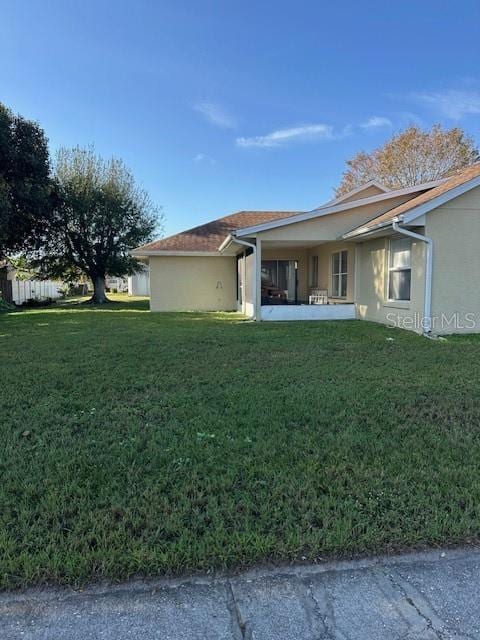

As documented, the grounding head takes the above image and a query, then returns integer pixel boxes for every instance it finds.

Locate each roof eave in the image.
[342,171,480,240]
[342,217,400,240]
[401,173,480,224]
[131,250,223,257]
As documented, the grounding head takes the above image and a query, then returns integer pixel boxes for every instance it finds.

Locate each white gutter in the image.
[392,220,433,335]
[218,234,234,253]
[227,235,258,320]
[343,218,396,240]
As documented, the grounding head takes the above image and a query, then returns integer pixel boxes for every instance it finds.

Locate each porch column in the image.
[242,250,247,315]
[255,237,262,321]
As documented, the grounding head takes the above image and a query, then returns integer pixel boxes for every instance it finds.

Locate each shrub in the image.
[0,297,15,311]
[17,297,56,308]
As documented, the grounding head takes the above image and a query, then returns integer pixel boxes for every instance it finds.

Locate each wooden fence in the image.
[0,279,13,303]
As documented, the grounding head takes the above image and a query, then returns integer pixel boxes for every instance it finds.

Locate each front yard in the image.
[2,296,480,588]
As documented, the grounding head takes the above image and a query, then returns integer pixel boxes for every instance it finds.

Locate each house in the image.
[128,265,150,296]
[132,163,480,335]
[105,276,128,293]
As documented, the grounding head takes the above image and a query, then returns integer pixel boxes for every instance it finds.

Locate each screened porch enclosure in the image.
[258,243,355,307]
[261,259,299,305]
[233,239,357,320]
[257,240,356,320]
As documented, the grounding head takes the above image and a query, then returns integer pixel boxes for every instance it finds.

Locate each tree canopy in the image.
[0,102,52,257]
[34,147,162,303]
[336,124,479,197]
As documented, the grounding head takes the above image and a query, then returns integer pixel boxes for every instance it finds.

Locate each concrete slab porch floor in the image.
[2,547,480,639]
[261,302,356,321]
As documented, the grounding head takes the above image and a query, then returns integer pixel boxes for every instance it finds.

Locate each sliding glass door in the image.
[261,260,298,304]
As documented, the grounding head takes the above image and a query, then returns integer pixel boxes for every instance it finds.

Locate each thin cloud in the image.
[410,90,480,120]
[360,116,392,129]
[236,124,334,148]
[193,153,215,165]
[193,102,236,129]
[395,111,425,127]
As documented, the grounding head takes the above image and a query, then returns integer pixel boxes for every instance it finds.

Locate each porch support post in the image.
[227,235,259,320]
[255,237,262,321]
[242,250,247,315]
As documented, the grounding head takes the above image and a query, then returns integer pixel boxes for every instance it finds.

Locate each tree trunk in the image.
[88,275,109,304]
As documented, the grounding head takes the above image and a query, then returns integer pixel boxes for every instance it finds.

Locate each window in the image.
[309,255,318,287]
[388,238,411,301]
[331,250,348,297]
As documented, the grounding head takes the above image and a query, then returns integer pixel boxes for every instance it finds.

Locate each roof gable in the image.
[343,163,480,238]
[329,180,390,205]
[235,178,446,238]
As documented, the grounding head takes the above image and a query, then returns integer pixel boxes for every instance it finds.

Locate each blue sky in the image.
[2,1,480,236]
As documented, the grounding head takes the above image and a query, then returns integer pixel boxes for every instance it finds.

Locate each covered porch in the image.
[234,238,357,321]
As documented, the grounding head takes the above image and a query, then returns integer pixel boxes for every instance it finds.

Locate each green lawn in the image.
[2,295,480,589]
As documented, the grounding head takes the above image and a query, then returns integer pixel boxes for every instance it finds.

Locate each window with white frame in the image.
[331,250,348,297]
[309,255,318,287]
[388,238,411,301]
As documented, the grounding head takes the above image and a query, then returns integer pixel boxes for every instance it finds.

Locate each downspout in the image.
[392,220,433,336]
[229,236,258,320]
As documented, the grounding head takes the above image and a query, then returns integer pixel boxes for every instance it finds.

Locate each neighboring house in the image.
[128,265,150,296]
[105,276,128,293]
[132,163,480,335]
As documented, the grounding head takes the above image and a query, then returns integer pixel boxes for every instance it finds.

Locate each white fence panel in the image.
[12,280,63,304]
[128,271,150,296]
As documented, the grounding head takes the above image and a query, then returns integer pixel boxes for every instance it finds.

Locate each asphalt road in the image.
[1,547,479,639]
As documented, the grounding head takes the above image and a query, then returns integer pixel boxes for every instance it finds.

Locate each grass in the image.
[2,294,480,589]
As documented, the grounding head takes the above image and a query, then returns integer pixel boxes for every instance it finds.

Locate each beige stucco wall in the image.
[307,241,356,302]
[426,186,480,334]
[244,250,255,305]
[149,255,237,312]
[256,195,414,243]
[355,236,426,333]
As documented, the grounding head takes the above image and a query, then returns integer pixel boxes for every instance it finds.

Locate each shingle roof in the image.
[345,163,480,237]
[135,211,301,253]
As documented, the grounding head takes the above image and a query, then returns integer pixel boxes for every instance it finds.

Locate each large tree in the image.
[336,124,479,197]
[34,147,161,303]
[0,102,52,257]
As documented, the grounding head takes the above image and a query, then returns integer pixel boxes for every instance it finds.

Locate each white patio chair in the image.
[309,288,328,305]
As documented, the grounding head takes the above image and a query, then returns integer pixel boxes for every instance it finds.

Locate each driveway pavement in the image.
[1,547,479,639]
